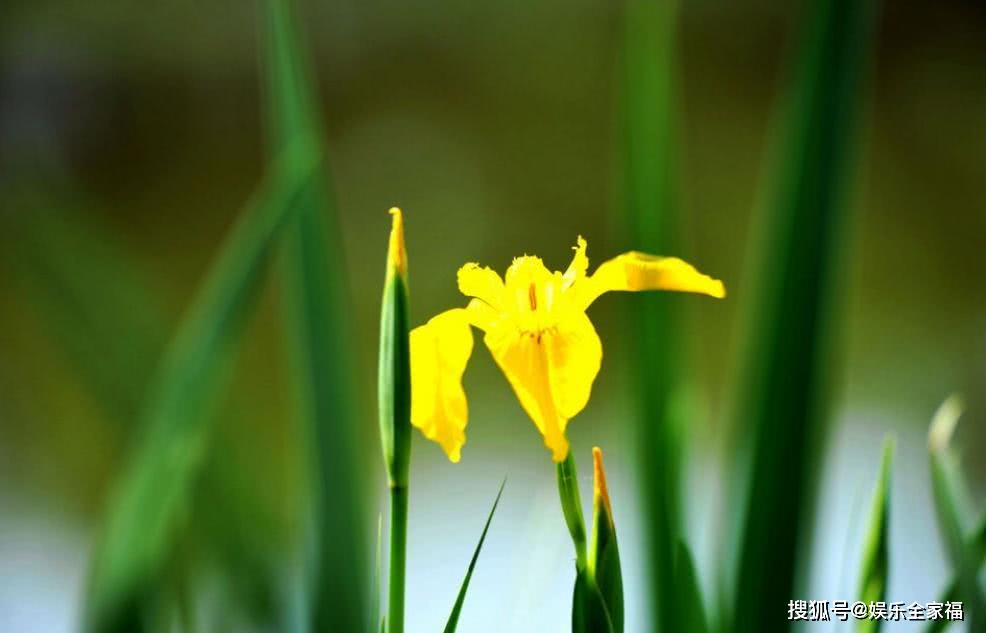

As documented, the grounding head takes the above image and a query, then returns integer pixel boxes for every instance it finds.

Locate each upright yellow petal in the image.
[577,251,725,309]
[457,263,506,310]
[503,255,557,315]
[562,236,589,290]
[482,311,602,462]
[410,309,473,462]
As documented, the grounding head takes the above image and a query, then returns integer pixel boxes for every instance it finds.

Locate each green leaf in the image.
[922,511,986,633]
[675,541,709,633]
[620,1,682,629]
[373,514,383,633]
[589,448,623,633]
[928,396,985,631]
[442,479,506,633]
[856,437,894,633]
[263,1,370,631]
[1,201,164,426]
[729,0,877,630]
[82,145,317,633]
[572,569,615,633]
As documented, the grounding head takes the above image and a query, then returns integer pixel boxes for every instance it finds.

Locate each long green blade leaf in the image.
[730,1,877,631]
[856,437,894,633]
[620,2,682,630]
[1,201,164,426]
[82,146,316,633]
[442,480,506,633]
[263,0,369,631]
[928,396,985,631]
[675,541,709,633]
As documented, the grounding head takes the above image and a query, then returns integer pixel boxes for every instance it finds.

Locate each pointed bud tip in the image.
[592,447,612,515]
[387,207,407,278]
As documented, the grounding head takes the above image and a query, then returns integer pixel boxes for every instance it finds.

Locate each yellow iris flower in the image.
[410,237,725,463]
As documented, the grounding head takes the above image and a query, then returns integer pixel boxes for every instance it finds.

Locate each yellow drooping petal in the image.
[577,251,725,309]
[410,309,474,462]
[457,263,506,310]
[483,311,602,462]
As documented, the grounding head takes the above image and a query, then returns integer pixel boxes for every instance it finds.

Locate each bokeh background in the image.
[2,1,985,631]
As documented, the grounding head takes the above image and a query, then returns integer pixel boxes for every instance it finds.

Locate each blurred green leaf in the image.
[922,511,986,633]
[729,0,877,631]
[82,145,318,633]
[856,437,894,633]
[263,0,369,631]
[443,479,505,633]
[620,1,682,629]
[675,541,709,633]
[928,396,985,631]
[373,514,383,633]
[1,201,164,425]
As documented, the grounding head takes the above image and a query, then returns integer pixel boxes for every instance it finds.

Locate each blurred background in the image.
[1,1,985,631]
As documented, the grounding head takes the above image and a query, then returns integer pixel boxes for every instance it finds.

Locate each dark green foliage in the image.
[620,2,682,630]
[263,0,369,631]
[730,0,877,631]
[675,542,709,633]
[83,147,318,633]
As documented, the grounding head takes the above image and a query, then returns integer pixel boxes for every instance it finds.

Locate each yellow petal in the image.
[464,298,499,332]
[410,309,474,462]
[483,312,602,462]
[457,263,506,310]
[562,236,589,290]
[578,251,725,309]
[503,255,557,314]
[545,312,602,421]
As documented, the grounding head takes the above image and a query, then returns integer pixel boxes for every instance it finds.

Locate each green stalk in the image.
[557,451,589,572]
[388,486,409,633]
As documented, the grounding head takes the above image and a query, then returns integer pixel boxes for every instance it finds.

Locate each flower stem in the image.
[388,484,409,633]
[556,451,588,571]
